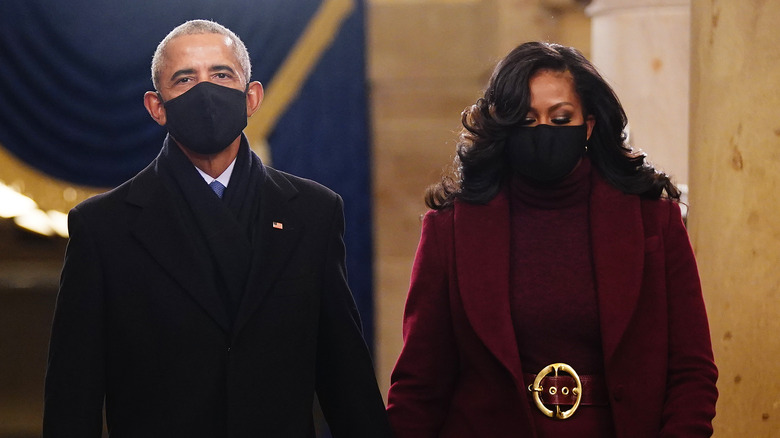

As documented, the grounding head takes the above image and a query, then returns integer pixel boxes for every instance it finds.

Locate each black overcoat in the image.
[43,154,391,438]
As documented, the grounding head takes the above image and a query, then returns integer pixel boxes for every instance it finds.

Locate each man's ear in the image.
[586,115,595,140]
[246,81,264,117]
[144,91,167,126]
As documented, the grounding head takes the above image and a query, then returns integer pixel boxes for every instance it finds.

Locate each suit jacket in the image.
[43,154,392,437]
[387,171,718,437]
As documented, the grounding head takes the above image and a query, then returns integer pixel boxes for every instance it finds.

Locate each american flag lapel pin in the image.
[272,221,283,230]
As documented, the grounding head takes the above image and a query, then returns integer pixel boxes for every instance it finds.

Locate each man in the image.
[43,20,392,437]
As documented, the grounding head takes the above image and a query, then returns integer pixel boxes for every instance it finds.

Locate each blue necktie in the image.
[209,180,226,199]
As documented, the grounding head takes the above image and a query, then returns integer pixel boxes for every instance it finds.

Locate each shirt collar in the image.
[195,157,237,187]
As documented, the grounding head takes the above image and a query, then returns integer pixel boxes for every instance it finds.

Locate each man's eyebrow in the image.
[168,65,238,83]
[169,68,196,83]
[210,65,237,75]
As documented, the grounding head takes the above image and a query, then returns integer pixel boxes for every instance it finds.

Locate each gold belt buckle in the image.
[529,363,582,420]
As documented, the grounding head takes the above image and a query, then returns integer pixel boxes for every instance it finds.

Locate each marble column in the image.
[689,1,780,436]
[587,0,691,194]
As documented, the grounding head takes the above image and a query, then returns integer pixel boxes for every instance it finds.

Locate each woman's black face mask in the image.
[161,81,247,155]
[505,124,588,183]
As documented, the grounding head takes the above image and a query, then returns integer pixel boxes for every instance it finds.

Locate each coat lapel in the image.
[453,192,525,391]
[127,164,231,333]
[589,172,645,366]
[232,168,302,339]
[453,173,646,376]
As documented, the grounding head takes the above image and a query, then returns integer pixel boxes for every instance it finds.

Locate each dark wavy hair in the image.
[425,41,680,210]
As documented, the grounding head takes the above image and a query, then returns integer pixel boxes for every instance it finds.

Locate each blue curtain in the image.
[0,0,375,349]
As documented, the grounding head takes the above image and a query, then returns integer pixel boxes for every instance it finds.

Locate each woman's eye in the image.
[520,117,536,125]
[552,117,572,125]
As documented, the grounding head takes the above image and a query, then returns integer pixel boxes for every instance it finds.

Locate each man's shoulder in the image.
[73,180,130,213]
[263,166,339,202]
[72,162,156,215]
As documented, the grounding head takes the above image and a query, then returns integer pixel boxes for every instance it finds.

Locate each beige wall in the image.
[368,0,591,399]
[689,1,780,436]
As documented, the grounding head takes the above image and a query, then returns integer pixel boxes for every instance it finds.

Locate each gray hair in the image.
[151,19,251,91]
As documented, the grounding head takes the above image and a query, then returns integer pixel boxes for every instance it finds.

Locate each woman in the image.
[387,42,718,437]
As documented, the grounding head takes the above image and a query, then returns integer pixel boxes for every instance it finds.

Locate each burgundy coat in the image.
[387,171,718,437]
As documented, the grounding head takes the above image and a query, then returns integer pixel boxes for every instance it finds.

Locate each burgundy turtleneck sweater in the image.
[509,158,605,376]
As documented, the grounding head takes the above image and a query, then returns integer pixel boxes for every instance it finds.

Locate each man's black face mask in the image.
[162,81,247,155]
